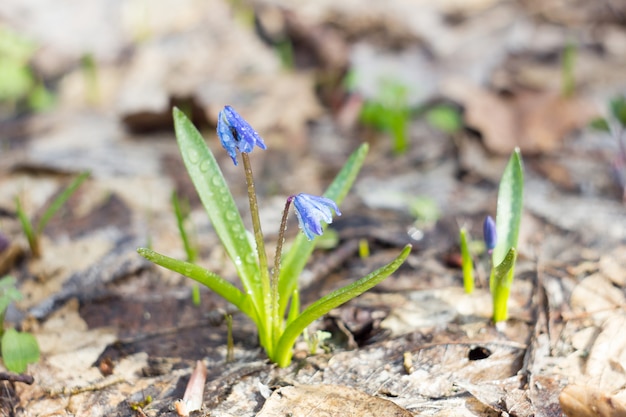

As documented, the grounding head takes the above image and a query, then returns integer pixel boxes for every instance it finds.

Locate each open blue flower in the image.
[292,194,341,240]
[217,105,267,165]
[483,215,497,252]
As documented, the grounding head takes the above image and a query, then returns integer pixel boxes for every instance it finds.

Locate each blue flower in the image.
[483,215,497,252]
[217,105,267,165]
[292,194,341,240]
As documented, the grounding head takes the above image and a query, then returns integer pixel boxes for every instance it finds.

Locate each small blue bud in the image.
[292,193,341,240]
[217,105,267,165]
[483,215,497,252]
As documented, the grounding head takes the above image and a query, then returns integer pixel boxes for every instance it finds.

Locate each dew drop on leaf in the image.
[187,149,200,164]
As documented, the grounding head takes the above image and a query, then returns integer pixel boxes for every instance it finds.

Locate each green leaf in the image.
[1,328,40,373]
[172,107,262,317]
[15,197,37,256]
[137,248,254,319]
[490,248,517,322]
[492,149,524,266]
[589,117,611,133]
[37,171,90,234]
[274,244,411,367]
[278,143,369,317]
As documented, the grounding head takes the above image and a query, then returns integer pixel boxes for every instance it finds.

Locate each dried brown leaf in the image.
[257,384,412,417]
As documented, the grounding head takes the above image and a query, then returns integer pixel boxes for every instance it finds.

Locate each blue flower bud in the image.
[217,105,267,165]
[292,194,341,240]
[483,215,497,252]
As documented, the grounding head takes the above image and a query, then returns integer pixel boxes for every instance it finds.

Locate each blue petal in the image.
[217,108,239,165]
[293,194,341,240]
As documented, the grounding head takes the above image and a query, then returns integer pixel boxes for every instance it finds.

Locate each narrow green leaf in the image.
[1,328,40,373]
[610,96,626,127]
[37,171,90,233]
[459,228,474,294]
[278,143,369,316]
[137,248,254,319]
[274,244,411,367]
[171,191,197,263]
[172,108,262,316]
[490,248,517,322]
[15,197,37,256]
[492,149,524,266]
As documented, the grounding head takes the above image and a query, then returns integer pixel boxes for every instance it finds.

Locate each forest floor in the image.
[1,0,626,416]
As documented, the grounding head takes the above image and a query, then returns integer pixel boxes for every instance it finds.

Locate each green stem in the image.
[270,196,293,346]
[241,152,272,351]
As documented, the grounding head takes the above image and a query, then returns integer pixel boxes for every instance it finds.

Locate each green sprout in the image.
[359,78,411,155]
[424,104,462,134]
[138,108,410,367]
[0,276,40,373]
[15,171,90,258]
[489,149,524,323]
[459,228,474,294]
[0,26,54,112]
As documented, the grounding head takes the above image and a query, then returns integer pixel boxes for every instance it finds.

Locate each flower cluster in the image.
[218,106,340,240]
[217,105,267,165]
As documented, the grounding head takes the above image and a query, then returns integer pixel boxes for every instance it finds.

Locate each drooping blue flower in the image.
[483,215,497,252]
[292,193,341,240]
[217,105,267,165]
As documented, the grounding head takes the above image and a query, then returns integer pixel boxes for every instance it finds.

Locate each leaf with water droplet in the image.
[173,107,263,316]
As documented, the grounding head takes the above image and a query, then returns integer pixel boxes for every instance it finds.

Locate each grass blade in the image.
[274,244,411,367]
[37,171,90,234]
[278,143,369,316]
[172,108,263,317]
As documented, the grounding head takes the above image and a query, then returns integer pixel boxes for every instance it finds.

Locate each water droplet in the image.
[245,253,257,265]
[199,159,210,172]
[226,211,238,221]
[234,257,243,266]
[211,176,222,186]
[187,149,199,164]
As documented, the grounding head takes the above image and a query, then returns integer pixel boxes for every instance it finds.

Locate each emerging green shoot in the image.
[138,108,410,367]
[16,171,90,258]
[359,78,411,154]
[459,228,474,294]
[489,149,524,323]
[561,41,577,98]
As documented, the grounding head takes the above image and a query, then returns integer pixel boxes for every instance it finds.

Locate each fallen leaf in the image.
[446,81,596,155]
[256,384,412,417]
